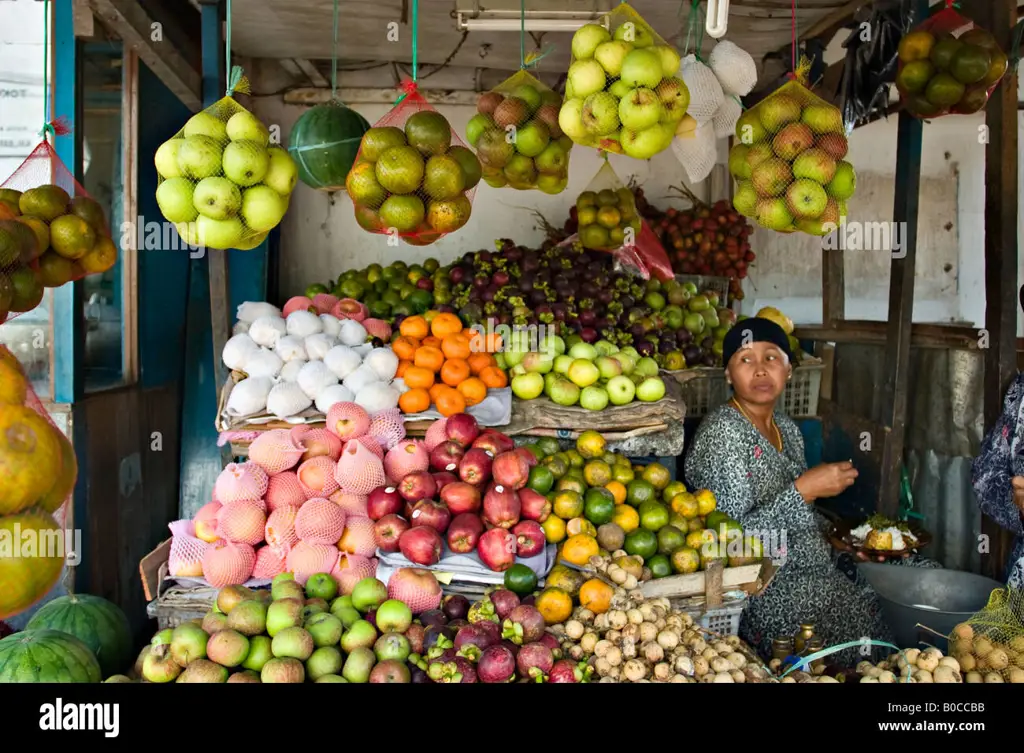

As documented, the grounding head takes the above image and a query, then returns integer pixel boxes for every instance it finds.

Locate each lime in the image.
[896,60,934,94]
[556,476,585,496]
[527,465,554,494]
[583,460,612,487]
[407,289,433,313]
[671,547,700,574]
[704,510,730,531]
[656,524,687,556]
[662,480,687,504]
[611,463,635,484]
[929,36,963,72]
[525,443,546,462]
[537,437,561,457]
[950,46,991,85]
[340,278,366,300]
[898,29,936,63]
[641,463,671,491]
[583,488,615,526]
[504,564,538,595]
[552,490,584,520]
[305,283,329,297]
[625,478,656,507]
[639,502,669,532]
[565,449,585,469]
[623,528,658,560]
[542,453,569,479]
[647,554,672,579]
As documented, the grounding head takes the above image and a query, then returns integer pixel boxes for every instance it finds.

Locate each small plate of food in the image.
[828,514,930,561]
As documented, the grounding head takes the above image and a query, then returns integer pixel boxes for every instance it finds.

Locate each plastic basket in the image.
[683,601,745,636]
[669,360,823,418]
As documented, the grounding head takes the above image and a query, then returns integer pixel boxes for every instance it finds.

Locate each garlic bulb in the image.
[391,377,409,395]
[226,376,272,416]
[319,314,342,338]
[243,348,283,379]
[249,316,287,348]
[352,343,374,358]
[314,384,355,414]
[364,347,399,381]
[324,345,362,380]
[338,319,368,347]
[343,363,380,395]
[237,301,282,323]
[233,321,250,336]
[266,381,312,419]
[355,382,400,415]
[275,335,307,362]
[297,360,339,401]
[223,333,259,371]
[304,333,337,362]
[280,359,306,382]
[286,310,323,339]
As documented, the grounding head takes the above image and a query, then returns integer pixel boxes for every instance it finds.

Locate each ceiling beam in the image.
[293,59,329,88]
[88,0,202,111]
[283,87,482,107]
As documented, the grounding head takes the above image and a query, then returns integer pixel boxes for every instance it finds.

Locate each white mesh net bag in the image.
[713,96,743,138]
[680,54,724,124]
[672,120,718,184]
[168,520,209,577]
[708,40,758,97]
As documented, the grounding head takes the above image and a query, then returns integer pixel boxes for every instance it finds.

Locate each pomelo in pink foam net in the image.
[286,541,339,586]
[214,462,269,504]
[216,500,268,546]
[334,439,386,495]
[294,497,347,545]
[297,455,341,499]
[202,541,256,587]
[252,545,286,579]
[265,471,305,511]
[247,428,305,474]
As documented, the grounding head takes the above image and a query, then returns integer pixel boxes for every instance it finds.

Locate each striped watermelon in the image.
[0,629,102,682]
[288,101,370,192]
[26,593,132,677]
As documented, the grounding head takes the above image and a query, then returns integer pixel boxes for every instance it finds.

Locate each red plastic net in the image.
[895,4,1009,119]
[346,82,479,246]
[0,344,77,619]
[1,133,119,324]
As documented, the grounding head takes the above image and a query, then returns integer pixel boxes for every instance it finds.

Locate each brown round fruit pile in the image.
[896,27,1007,117]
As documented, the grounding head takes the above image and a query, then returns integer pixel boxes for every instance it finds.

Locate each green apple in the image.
[606,374,636,405]
[654,45,681,78]
[154,138,186,179]
[494,352,508,370]
[196,214,244,250]
[553,354,574,376]
[511,372,544,400]
[567,59,607,100]
[178,135,224,179]
[594,41,633,77]
[827,161,857,201]
[619,345,640,360]
[572,23,612,60]
[595,355,622,380]
[504,348,527,368]
[509,363,528,378]
[174,220,201,248]
[567,342,598,361]
[543,371,560,396]
[226,110,270,145]
[558,99,589,143]
[594,339,619,357]
[636,376,666,402]
[156,177,198,223]
[522,352,554,374]
[567,358,600,388]
[192,177,242,220]
[241,185,288,233]
[614,20,654,48]
[539,333,566,356]
[264,146,298,195]
[549,376,581,406]
[579,385,609,411]
[635,356,659,377]
[223,140,270,187]
[184,111,228,141]
[611,352,636,375]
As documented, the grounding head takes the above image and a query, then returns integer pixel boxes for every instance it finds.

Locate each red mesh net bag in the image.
[345,82,480,246]
[895,1,1009,119]
[167,520,209,578]
[0,345,77,619]
[1,130,119,324]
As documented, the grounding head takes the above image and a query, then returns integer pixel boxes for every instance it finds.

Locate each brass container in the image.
[793,623,816,655]
[772,637,794,662]
[805,637,825,669]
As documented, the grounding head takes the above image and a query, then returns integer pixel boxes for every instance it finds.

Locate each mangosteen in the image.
[443,594,470,621]
[551,303,568,321]
[420,609,448,628]
[556,284,573,299]
[522,255,540,273]
[393,314,407,330]
[597,290,614,305]
[580,327,599,343]
[620,295,635,310]
[637,340,655,357]
[478,250,493,264]
[498,312,512,325]
[410,667,433,684]
[493,270,510,287]
[506,247,523,263]
[448,266,466,285]
[578,310,597,327]
[447,618,469,629]
[473,275,489,289]
[684,344,702,364]
[629,323,646,340]
[702,352,717,367]
[530,289,548,306]
[701,336,715,351]
[461,252,475,265]
[677,328,693,344]
[580,281,599,298]
[435,304,455,314]
[519,274,535,292]
[659,338,675,354]
[594,316,611,330]
[482,288,496,303]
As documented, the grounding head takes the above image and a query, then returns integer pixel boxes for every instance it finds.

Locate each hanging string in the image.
[791,0,798,73]
[39,0,51,139]
[395,0,419,104]
[683,1,705,61]
[224,0,249,97]
[331,0,339,99]
[520,0,526,69]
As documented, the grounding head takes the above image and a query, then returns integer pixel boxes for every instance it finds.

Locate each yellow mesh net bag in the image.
[469,70,572,194]
[560,3,688,159]
[154,69,299,252]
[948,586,1024,683]
[727,71,858,237]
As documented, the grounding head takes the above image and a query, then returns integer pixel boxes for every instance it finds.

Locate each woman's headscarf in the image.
[722,317,793,367]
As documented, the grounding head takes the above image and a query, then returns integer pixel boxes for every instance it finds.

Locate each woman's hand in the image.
[795,461,858,502]
[1012,476,1024,514]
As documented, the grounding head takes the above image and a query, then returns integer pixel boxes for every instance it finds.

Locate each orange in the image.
[430,312,463,338]
[578,578,614,614]
[611,504,640,533]
[441,334,471,361]
[479,365,508,389]
[421,335,442,350]
[457,377,487,406]
[395,360,412,379]
[403,365,435,390]
[468,330,502,353]
[468,352,495,375]
[440,358,470,387]
[399,315,429,340]
[435,387,466,417]
[561,534,599,567]
[534,587,573,625]
[399,388,431,414]
[429,382,448,403]
[542,515,566,544]
[392,336,419,361]
[414,346,444,373]
[605,480,627,505]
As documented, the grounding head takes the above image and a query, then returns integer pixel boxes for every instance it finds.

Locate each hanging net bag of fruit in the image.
[0,345,78,620]
[947,586,1024,683]
[561,3,688,160]
[727,62,857,237]
[287,0,371,193]
[895,0,1009,119]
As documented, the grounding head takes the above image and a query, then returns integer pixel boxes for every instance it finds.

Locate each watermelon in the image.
[0,629,102,682]
[26,593,132,677]
[288,101,370,192]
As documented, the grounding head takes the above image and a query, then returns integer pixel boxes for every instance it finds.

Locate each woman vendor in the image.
[684,317,894,658]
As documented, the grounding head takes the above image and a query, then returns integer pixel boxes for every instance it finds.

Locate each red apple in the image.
[367,485,404,521]
[374,514,410,553]
[458,448,493,486]
[446,412,480,446]
[399,526,443,566]
[432,471,458,491]
[447,513,484,554]
[519,488,551,523]
[409,499,451,533]
[512,520,545,557]
[492,450,530,491]
[471,430,515,455]
[439,481,482,515]
[515,447,539,468]
[477,527,516,572]
[399,470,437,503]
[430,440,465,473]
[483,482,521,529]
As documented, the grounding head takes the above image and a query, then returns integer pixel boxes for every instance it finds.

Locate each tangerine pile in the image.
[394,311,507,417]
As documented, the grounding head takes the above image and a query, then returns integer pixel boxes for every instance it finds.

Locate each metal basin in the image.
[857,562,1004,651]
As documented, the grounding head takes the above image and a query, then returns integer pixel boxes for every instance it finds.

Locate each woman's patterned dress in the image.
[971,373,1024,588]
[684,403,896,660]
